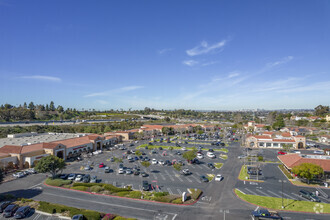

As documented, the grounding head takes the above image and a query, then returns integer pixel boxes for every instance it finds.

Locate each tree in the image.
[57,105,64,113]
[272,114,285,130]
[141,161,151,168]
[292,163,323,184]
[0,168,3,184]
[23,102,27,109]
[50,101,55,111]
[314,105,329,117]
[164,117,171,122]
[173,163,182,171]
[35,155,66,179]
[183,150,196,161]
[45,104,49,111]
[282,143,293,152]
[28,102,35,110]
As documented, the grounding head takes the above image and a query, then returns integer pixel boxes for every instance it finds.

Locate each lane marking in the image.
[167,188,173,195]
[43,192,178,215]
[255,189,271,197]
[254,206,259,211]
[244,188,257,195]
[267,190,281,198]
[190,175,201,183]
[28,183,43,189]
[159,173,166,181]
[185,177,193,183]
[279,191,296,200]
[164,170,175,181]
[177,189,182,194]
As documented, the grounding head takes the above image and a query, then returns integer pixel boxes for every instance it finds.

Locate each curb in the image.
[43,182,202,206]
[233,188,330,215]
[237,165,264,183]
[35,210,71,219]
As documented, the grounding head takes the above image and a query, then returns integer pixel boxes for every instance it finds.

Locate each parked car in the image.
[141,172,149,177]
[13,172,25,178]
[118,168,125,174]
[126,168,132,174]
[200,175,209,182]
[27,168,37,174]
[3,204,19,218]
[75,174,84,182]
[152,159,158,165]
[165,160,172,166]
[208,149,214,152]
[159,160,165,165]
[99,163,105,168]
[207,152,215,159]
[207,163,215,169]
[238,155,247,159]
[197,153,204,159]
[84,165,92,170]
[181,147,187,151]
[71,214,84,220]
[251,209,282,219]
[215,174,223,181]
[104,166,111,173]
[142,181,149,191]
[277,151,287,155]
[299,190,321,202]
[133,170,140,175]
[59,174,69,180]
[0,201,11,213]
[67,173,76,180]
[90,176,97,183]
[13,206,30,219]
[82,174,90,183]
[181,169,191,176]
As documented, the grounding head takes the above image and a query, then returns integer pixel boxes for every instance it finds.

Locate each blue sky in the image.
[0,0,329,110]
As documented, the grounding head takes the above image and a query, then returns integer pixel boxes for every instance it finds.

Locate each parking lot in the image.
[0,210,68,220]
[62,139,230,198]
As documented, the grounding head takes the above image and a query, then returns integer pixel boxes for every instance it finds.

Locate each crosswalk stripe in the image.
[244,188,257,195]
[267,190,281,198]
[256,189,271,197]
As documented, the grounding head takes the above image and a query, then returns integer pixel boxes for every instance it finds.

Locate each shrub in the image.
[128,191,142,199]
[72,182,102,187]
[171,198,183,204]
[79,210,100,220]
[90,185,104,193]
[38,201,56,213]
[153,196,172,203]
[257,156,264,161]
[113,217,136,220]
[102,213,117,220]
[45,178,72,187]
[154,192,169,197]
[71,186,89,191]
[116,191,130,197]
[189,189,202,200]
[103,184,131,193]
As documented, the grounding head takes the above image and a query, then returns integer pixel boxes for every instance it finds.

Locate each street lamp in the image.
[279,180,287,209]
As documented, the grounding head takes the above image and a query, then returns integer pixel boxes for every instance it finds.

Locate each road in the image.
[1,142,330,219]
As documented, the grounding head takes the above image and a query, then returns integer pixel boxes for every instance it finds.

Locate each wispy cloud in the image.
[228,72,240,78]
[186,40,226,56]
[267,56,293,67]
[84,86,144,98]
[96,100,109,105]
[158,48,173,55]
[201,61,219,66]
[182,60,199,66]
[18,75,62,82]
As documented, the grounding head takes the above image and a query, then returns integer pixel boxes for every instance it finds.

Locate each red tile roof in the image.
[253,135,273,139]
[0,145,23,154]
[263,132,274,135]
[278,154,330,172]
[255,124,265,128]
[281,132,292,137]
[272,139,296,142]
[52,136,91,148]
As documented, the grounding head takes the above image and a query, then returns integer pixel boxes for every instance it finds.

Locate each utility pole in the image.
[279,180,286,209]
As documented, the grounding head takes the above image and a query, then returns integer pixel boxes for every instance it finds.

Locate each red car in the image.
[277,151,287,155]
[99,163,105,168]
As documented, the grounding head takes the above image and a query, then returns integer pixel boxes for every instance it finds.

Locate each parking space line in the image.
[291,192,305,200]
[195,172,201,176]
[191,175,201,183]
[256,189,271,197]
[185,177,193,183]
[279,191,296,200]
[167,187,174,195]
[177,189,182,194]
[267,190,281,198]
[32,213,41,220]
[159,173,166,180]
[244,188,257,195]
[164,170,175,181]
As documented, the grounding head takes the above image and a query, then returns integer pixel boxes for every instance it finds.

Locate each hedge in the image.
[103,184,132,193]
[71,186,89,191]
[116,191,130,197]
[171,198,183,204]
[72,182,103,187]
[154,192,169,197]
[45,178,72,187]
[189,188,202,200]
[128,191,142,199]
[90,185,104,193]
[38,201,101,220]
[153,196,173,203]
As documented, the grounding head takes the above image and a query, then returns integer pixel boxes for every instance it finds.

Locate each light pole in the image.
[279,180,287,209]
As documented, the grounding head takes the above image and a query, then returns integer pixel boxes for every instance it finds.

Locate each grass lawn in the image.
[289,179,322,187]
[207,174,215,182]
[188,142,211,145]
[278,164,293,179]
[235,189,330,213]
[214,163,223,169]
[216,148,228,153]
[238,165,264,182]
[220,155,228,160]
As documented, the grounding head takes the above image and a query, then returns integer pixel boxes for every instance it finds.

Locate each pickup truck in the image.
[251,209,282,220]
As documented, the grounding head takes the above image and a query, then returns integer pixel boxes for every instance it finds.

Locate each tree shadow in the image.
[0,188,42,201]
[284,199,298,208]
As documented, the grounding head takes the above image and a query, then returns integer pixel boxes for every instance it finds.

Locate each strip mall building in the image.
[0,134,119,169]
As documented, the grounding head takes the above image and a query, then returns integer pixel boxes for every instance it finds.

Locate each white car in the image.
[181,147,187,151]
[207,152,216,158]
[152,158,158,164]
[118,168,125,174]
[215,174,223,181]
[75,174,83,182]
[197,153,204,159]
[126,168,132,174]
[13,172,25,178]
[159,160,165,165]
[67,173,76,180]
